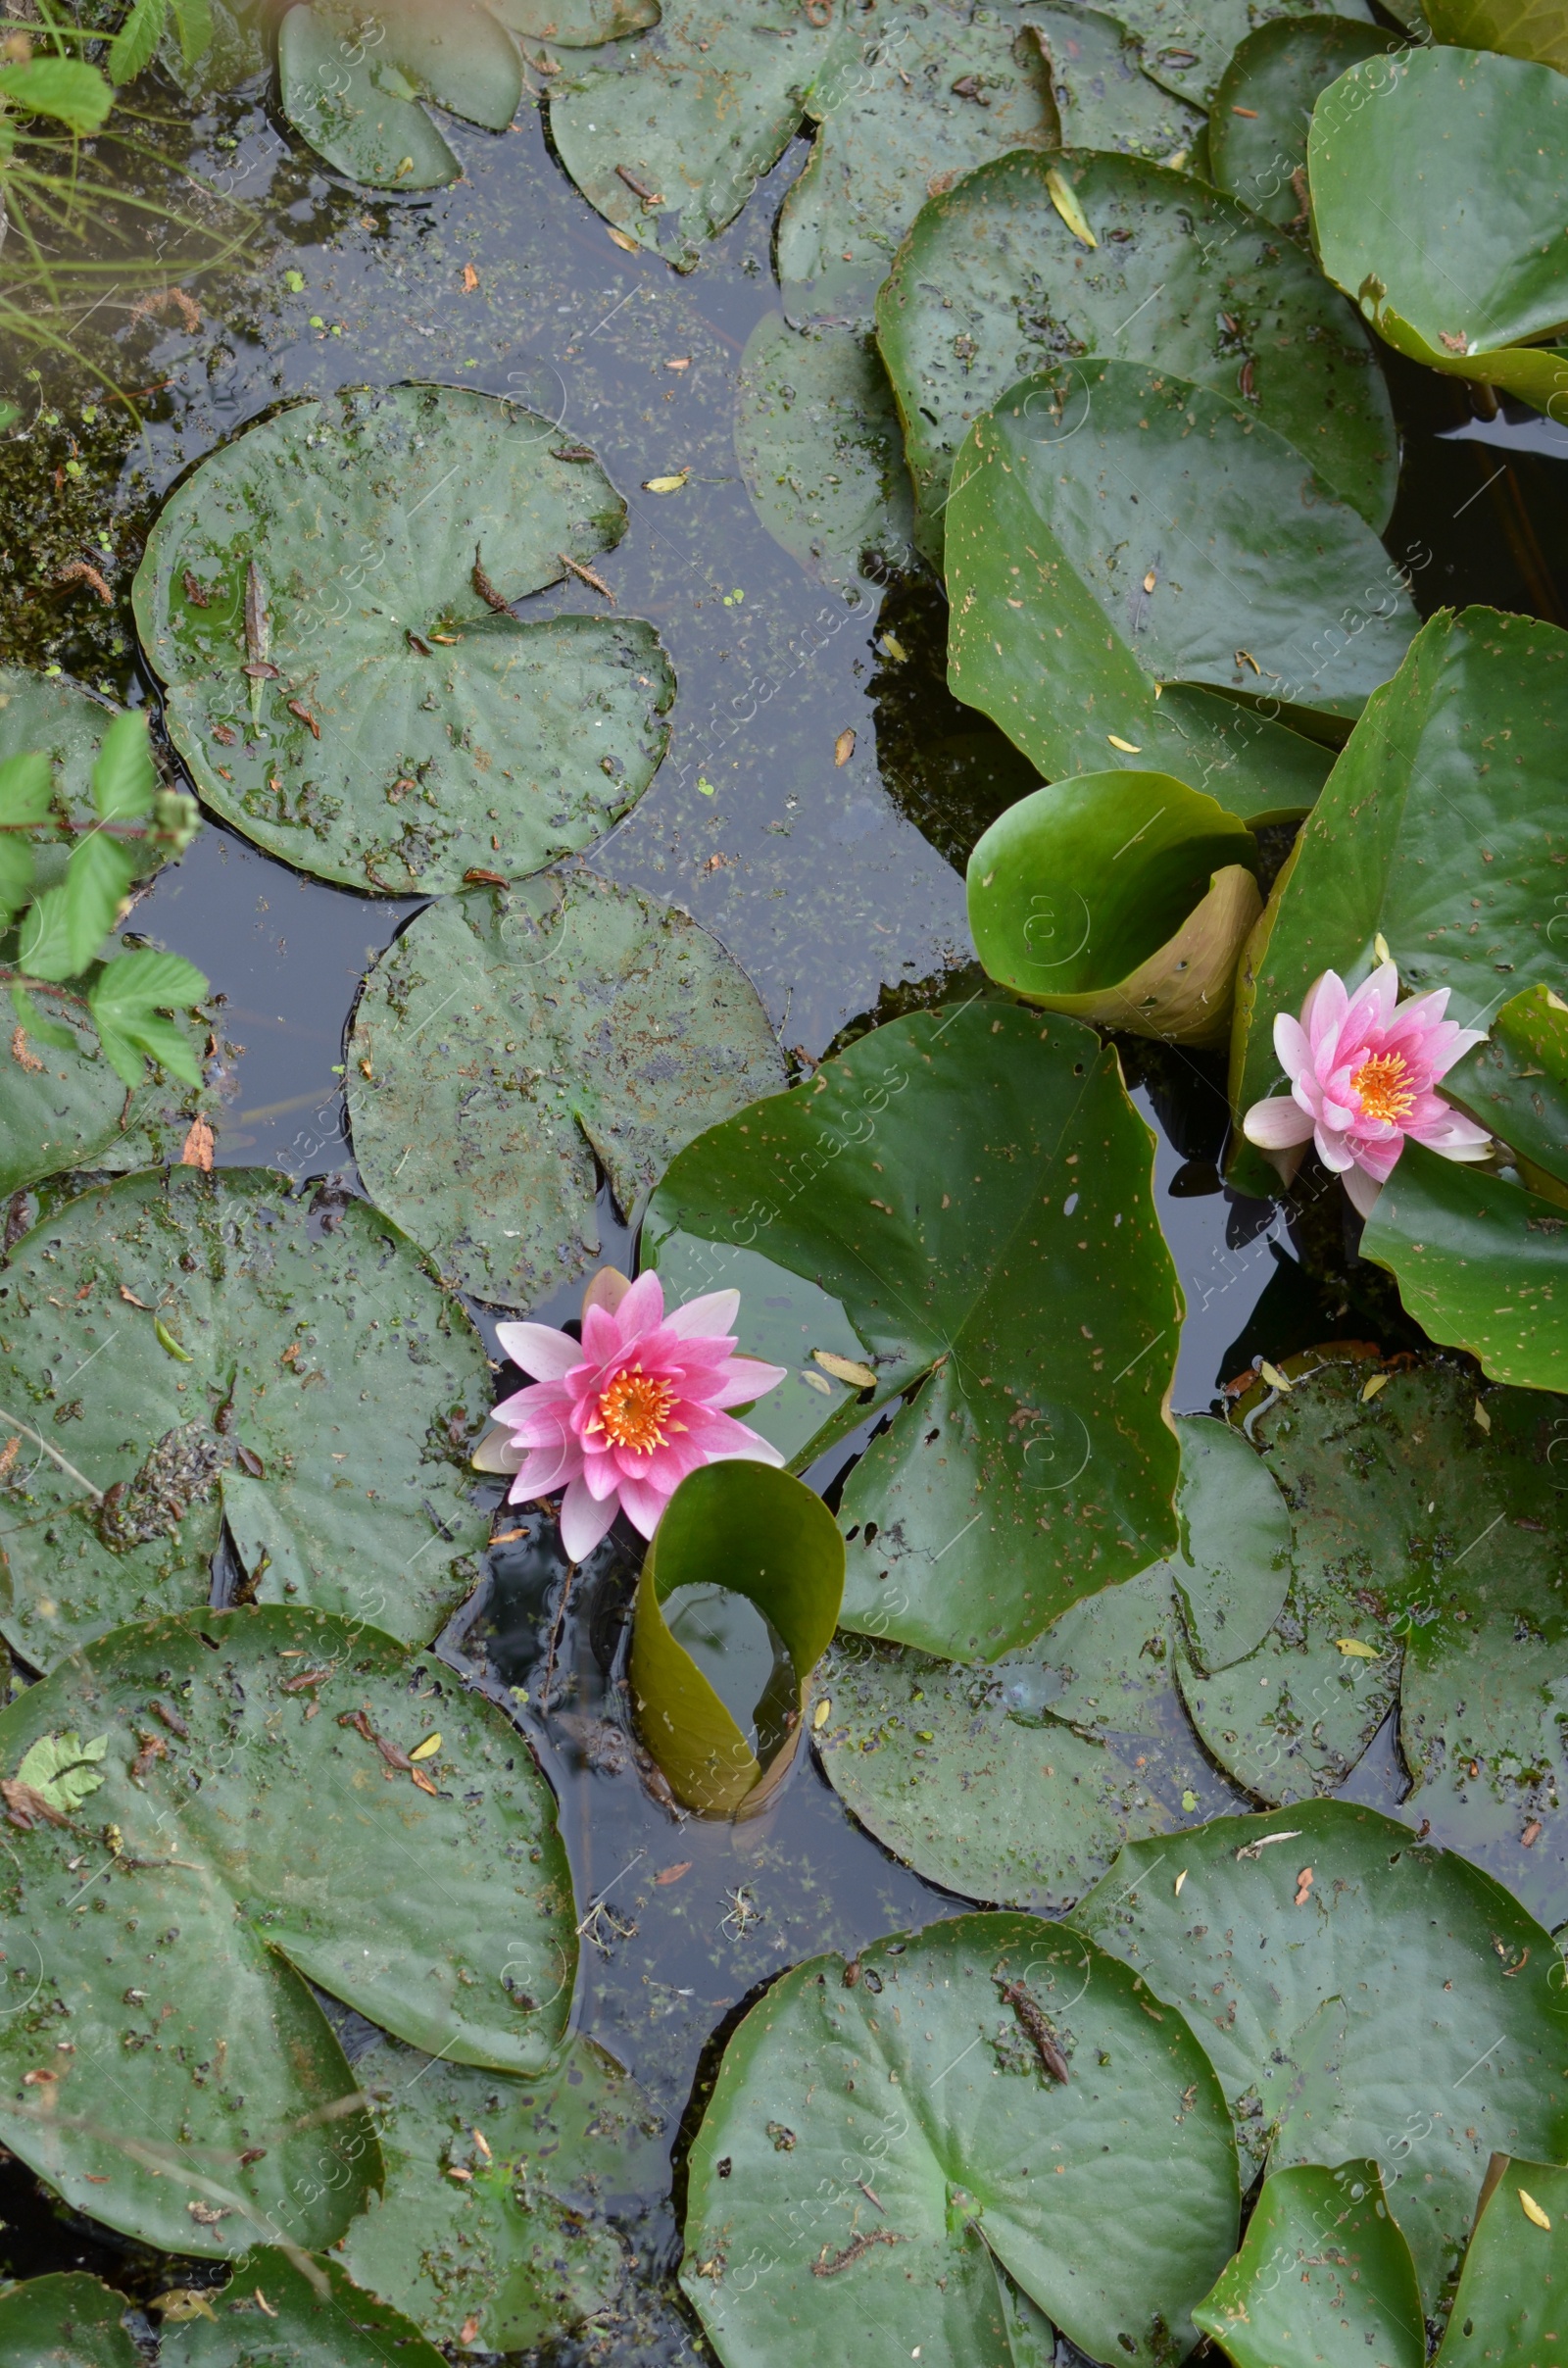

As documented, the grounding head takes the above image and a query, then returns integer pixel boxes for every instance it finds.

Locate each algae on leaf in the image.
[0,1167,491,1669]
[347,870,786,1310]
[133,384,673,894]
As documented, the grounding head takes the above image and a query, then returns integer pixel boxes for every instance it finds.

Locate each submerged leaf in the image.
[734,316,916,588]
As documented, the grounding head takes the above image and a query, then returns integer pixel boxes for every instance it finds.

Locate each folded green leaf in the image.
[0,57,116,132]
[90,709,156,821]
[1447,981,1568,1198]
[1194,2160,1425,2368]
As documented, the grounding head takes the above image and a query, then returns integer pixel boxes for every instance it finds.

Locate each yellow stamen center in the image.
[597,1364,676,1454]
[1351,1050,1415,1124]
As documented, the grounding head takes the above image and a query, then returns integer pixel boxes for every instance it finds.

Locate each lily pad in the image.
[1448,982,1568,1198]
[340,2034,661,2352]
[1208,17,1405,229]
[946,363,1414,816]
[681,1913,1240,2368]
[1308,44,1568,414]
[874,147,1397,571]
[0,1166,491,1670]
[346,871,786,1311]
[492,0,658,40]
[1434,2155,1568,2365]
[161,2247,445,2365]
[734,316,916,587]
[966,770,1263,1048]
[1169,1412,1295,1672]
[1425,0,1568,66]
[1078,1800,1568,2304]
[0,1603,573,2255]
[1026,3,1206,166]
[1361,1143,1568,1391]
[133,382,674,895]
[631,1461,844,1815]
[1108,0,1375,105]
[1192,2160,1426,2368]
[277,1,522,192]
[644,1000,1184,1663]
[1228,609,1568,1197]
[0,2274,137,2367]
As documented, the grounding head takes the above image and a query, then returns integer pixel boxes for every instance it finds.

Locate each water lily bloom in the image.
[1242,960,1492,1216]
[474,1269,788,1562]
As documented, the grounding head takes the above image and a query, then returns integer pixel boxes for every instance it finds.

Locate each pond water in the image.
[4,46,1568,2362]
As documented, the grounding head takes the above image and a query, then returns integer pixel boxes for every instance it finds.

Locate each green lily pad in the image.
[549,0,842,273]
[1434,2156,1568,2365]
[734,316,916,588]
[346,871,786,1311]
[0,1602,573,2255]
[644,1001,1184,1663]
[1169,1413,1295,1671]
[1026,3,1206,165]
[946,362,1414,815]
[340,2034,660,2351]
[132,382,674,895]
[161,2248,444,2365]
[1361,1142,1568,1392]
[1449,982,1568,1199]
[1425,0,1568,66]
[1228,608,1568,1198]
[1108,0,1374,105]
[277,0,522,192]
[874,146,1397,572]
[1308,44,1568,414]
[491,0,658,40]
[0,2274,137,2367]
[1078,1800,1568,2305]
[1193,2160,1426,2368]
[966,770,1263,1048]
[0,1166,491,1670]
[631,1461,844,1815]
[1208,17,1405,228]
[681,1913,1240,2368]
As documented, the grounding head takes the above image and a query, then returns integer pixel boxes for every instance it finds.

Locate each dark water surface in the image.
[4,55,1568,2360]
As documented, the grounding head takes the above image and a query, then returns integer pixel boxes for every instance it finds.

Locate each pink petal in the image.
[580,1303,625,1363]
[494,1322,584,1382]
[1244,1096,1316,1150]
[1314,1125,1355,1173]
[581,1447,623,1502]
[1303,969,1348,1056]
[490,1377,571,1427]
[510,1438,582,1498]
[710,1357,790,1406]
[560,1475,619,1561]
[1409,1106,1494,1158]
[1353,1135,1403,1183]
[614,1269,665,1336]
[1273,1012,1311,1083]
[663,1287,741,1340]
[1345,961,1398,1037]
[471,1428,525,1475]
[616,1472,673,1538]
[1342,1162,1385,1219]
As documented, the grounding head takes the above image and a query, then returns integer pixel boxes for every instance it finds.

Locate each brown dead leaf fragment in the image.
[179,1116,215,1171]
[1523,1819,1544,1848]
[129,286,201,333]
[460,2314,481,2343]
[182,568,211,608]
[615,162,662,205]
[120,1285,151,1307]
[0,1437,19,1484]
[472,544,510,613]
[461,264,479,292]
[338,1706,416,1779]
[57,561,113,605]
[463,866,508,886]
[10,1025,43,1073]
[279,1665,333,1694]
[551,445,596,463]
[130,1731,167,1784]
[211,722,236,746]
[558,550,614,601]
[2,1779,69,1831]
[655,1860,693,1886]
[812,2229,903,2277]
[996,1975,1069,2082]
[834,727,855,767]
[1295,1866,1314,1906]
[286,699,320,740]
[186,2200,229,2226]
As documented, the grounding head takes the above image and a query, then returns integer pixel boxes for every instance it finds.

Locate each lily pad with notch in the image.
[1308,44,1568,415]
[646,1001,1184,1664]
[346,870,786,1311]
[734,316,917,588]
[0,2274,138,2367]
[1192,2159,1426,2368]
[1078,1801,1568,2305]
[875,146,1397,571]
[133,382,674,895]
[946,362,1414,815]
[1208,15,1406,229]
[277,0,523,193]
[1361,1144,1568,1392]
[1106,0,1376,106]
[0,1602,575,2254]
[681,1912,1240,2368]
[0,1165,492,1671]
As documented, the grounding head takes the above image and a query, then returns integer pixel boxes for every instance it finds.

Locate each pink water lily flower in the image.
[474,1269,788,1562]
[1242,959,1492,1217]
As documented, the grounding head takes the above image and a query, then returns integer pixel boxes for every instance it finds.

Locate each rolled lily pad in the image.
[277,0,522,192]
[1361,1142,1568,1391]
[0,2274,137,2367]
[681,1913,1240,2368]
[874,147,1397,571]
[631,1461,843,1814]
[1308,45,1568,415]
[1435,2156,1568,2364]
[340,2034,661,2351]
[966,771,1262,1048]
[1108,0,1375,105]
[1208,16,1405,228]
[1425,0,1568,65]
[1193,2160,1426,2368]
[347,871,786,1310]
[1228,609,1568,1197]
[1448,982,1568,1199]
[133,383,674,895]
[0,1603,573,2255]
[1078,1800,1568,2305]
[644,1001,1184,1663]
[946,362,1414,814]
[0,1166,491,1670]
[161,2248,445,2365]
[734,317,917,587]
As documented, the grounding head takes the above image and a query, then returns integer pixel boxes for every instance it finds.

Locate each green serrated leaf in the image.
[14,1728,109,1813]
[62,831,137,971]
[0,834,34,926]
[90,710,156,821]
[16,882,77,982]
[89,945,209,1017]
[0,57,116,131]
[109,0,169,83]
[89,1014,149,1090]
[170,0,214,67]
